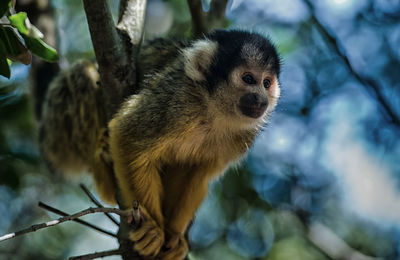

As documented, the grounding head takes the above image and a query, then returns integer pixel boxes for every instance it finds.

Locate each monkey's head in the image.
[183,30,281,130]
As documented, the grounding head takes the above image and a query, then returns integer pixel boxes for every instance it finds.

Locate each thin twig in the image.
[303,0,400,126]
[308,222,379,260]
[69,249,121,260]
[187,0,228,37]
[79,184,119,226]
[208,0,229,29]
[0,207,129,242]
[38,202,117,238]
[187,0,207,37]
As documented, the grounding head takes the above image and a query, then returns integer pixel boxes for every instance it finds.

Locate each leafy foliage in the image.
[0,0,58,78]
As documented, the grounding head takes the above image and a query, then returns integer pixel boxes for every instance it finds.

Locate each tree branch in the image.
[69,249,121,260]
[187,0,228,37]
[187,0,207,37]
[116,201,143,260]
[0,207,128,242]
[117,0,147,46]
[38,202,117,238]
[118,0,129,21]
[79,184,119,226]
[303,0,400,126]
[208,0,229,30]
[82,0,135,117]
[308,222,380,260]
[83,1,147,258]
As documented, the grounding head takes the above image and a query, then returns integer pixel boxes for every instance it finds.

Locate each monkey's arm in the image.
[108,95,166,257]
[162,165,211,234]
[159,164,220,260]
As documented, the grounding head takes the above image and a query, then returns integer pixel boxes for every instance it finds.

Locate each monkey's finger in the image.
[159,247,187,260]
[133,229,158,251]
[159,237,188,260]
[129,225,151,241]
[134,232,163,257]
[129,219,162,241]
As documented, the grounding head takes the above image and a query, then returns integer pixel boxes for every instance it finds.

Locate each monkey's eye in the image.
[242,74,257,85]
[263,79,271,89]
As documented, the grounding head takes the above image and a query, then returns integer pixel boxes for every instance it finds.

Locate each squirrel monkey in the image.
[39,30,281,259]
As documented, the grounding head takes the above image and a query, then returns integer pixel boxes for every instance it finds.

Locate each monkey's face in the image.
[210,65,280,130]
[185,30,281,129]
[234,66,280,119]
[203,30,281,129]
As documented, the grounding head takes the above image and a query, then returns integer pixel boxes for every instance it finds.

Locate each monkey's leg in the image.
[113,154,165,257]
[91,128,117,205]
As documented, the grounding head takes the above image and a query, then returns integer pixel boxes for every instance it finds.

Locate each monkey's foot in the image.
[129,210,165,257]
[159,233,188,260]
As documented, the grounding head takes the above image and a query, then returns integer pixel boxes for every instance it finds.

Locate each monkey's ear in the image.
[183,40,217,81]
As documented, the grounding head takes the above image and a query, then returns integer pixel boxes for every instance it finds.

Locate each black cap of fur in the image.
[205,30,280,92]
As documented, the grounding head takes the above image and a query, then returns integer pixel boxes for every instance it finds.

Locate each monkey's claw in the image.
[129,221,165,257]
[159,233,188,260]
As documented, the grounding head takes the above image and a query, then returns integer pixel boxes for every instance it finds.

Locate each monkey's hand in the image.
[159,232,188,260]
[129,205,165,257]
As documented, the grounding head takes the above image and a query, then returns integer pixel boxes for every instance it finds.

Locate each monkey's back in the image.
[38,38,187,175]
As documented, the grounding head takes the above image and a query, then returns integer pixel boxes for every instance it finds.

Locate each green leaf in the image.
[22,35,58,62]
[0,35,6,54]
[27,24,44,39]
[9,12,29,35]
[0,26,31,65]
[0,0,11,18]
[0,26,21,56]
[0,53,11,78]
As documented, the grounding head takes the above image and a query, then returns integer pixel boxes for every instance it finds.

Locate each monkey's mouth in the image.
[239,105,267,119]
[238,93,268,119]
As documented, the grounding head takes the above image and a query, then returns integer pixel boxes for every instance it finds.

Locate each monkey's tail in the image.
[38,60,107,174]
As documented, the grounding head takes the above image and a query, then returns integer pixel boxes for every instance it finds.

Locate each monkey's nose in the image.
[239,93,268,118]
[240,93,268,108]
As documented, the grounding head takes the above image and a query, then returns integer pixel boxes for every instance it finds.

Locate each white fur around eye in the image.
[272,78,281,99]
[266,77,280,114]
[183,40,218,81]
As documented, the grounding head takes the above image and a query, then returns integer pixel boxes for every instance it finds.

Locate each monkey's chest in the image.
[166,129,250,167]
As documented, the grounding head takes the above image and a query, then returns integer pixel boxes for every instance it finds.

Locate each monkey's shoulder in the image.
[138,38,189,78]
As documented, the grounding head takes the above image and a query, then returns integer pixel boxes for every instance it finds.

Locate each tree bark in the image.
[82,0,136,119]
[82,1,146,259]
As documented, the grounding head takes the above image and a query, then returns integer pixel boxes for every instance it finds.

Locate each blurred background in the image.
[1,0,400,259]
